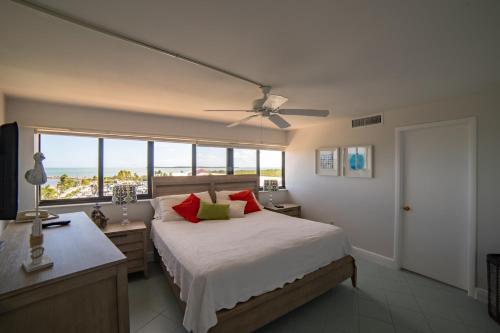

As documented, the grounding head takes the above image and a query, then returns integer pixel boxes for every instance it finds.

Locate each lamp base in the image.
[121,204,129,225]
[22,255,53,273]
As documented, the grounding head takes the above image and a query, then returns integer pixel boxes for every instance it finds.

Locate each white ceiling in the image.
[1,0,500,129]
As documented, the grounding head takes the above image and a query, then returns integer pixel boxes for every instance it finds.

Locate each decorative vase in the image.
[91,203,109,229]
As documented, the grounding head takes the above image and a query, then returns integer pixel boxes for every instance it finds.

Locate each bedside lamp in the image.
[263,179,279,207]
[112,184,137,225]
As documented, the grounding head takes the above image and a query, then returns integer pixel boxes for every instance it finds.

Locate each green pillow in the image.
[197,201,230,220]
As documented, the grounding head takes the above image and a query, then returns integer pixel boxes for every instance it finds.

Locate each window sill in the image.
[259,188,288,193]
[40,198,153,209]
[41,189,288,208]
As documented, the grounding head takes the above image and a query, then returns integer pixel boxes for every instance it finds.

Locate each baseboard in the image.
[351,246,397,269]
[475,288,488,304]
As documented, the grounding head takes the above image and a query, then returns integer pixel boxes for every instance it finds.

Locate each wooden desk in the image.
[0,212,129,333]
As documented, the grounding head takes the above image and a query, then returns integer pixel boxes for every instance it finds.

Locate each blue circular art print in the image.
[349,154,365,170]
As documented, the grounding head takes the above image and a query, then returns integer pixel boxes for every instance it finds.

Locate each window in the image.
[154,142,192,176]
[196,146,226,175]
[103,138,148,196]
[40,134,99,200]
[260,150,283,187]
[38,132,286,205]
[234,149,257,175]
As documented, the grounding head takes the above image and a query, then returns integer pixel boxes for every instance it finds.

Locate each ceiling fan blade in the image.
[278,109,330,117]
[227,114,259,128]
[268,114,291,129]
[262,94,288,110]
[204,109,254,112]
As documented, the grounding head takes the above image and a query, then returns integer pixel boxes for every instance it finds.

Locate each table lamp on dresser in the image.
[112,184,137,225]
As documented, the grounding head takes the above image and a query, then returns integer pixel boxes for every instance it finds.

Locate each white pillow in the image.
[153,191,212,222]
[215,190,264,209]
[218,200,246,218]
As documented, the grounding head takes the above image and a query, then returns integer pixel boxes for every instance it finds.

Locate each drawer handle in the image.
[108,234,128,239]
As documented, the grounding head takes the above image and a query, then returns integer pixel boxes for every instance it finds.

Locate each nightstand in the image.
[264,204,301,218]
[103,221,148,278]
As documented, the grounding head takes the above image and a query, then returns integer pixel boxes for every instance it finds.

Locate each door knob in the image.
[402,205,411,211]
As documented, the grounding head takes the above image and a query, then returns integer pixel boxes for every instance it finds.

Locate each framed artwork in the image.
[315,147,340,176]
[343,145,373,178]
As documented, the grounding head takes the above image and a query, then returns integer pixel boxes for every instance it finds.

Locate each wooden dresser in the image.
[0,212,129,333]
[103,221,148,277]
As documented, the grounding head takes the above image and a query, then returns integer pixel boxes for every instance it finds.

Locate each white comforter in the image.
[151,209,351,333]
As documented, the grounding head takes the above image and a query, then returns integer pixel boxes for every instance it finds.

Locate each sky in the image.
[41,134,282,169]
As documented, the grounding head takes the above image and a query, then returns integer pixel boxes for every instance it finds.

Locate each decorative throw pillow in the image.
[154,191,212,222]
[218,200,246,218]
[197,201,230,220]
[172,193,201,223]
[215,190,264,209]
[229,189,261,214]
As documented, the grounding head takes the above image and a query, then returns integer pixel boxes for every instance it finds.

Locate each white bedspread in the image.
[151,209,351,333]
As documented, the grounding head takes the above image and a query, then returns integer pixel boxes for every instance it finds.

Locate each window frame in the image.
[39,135,153,206]
[38,133,285,206]
[258,149,285,190]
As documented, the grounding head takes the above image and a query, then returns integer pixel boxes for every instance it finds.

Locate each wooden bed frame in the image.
[152,175,357,333]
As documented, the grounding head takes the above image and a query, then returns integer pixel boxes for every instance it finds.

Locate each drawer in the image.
[124,249,144,261]
[117,241,143,253]
[107,231,144,246]
[283,211,300,217]
[127,258,144,270]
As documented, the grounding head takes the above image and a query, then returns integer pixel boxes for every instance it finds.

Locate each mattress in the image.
[151,209,351,333]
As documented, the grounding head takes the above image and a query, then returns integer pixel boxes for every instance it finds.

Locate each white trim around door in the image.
[394,117,477,296]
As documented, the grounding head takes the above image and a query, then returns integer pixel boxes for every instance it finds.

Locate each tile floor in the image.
[128,258,499,333]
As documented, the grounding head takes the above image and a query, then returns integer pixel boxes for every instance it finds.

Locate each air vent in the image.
[351,114,383,128]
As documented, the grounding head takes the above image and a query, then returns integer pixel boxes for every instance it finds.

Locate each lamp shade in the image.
[112,184,137,205]
[263,179,279,192]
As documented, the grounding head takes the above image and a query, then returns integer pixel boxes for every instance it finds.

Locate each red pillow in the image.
[173,193,201,223]
[229,189,261,214]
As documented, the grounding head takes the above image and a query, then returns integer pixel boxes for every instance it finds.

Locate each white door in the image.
[400,120,473,290]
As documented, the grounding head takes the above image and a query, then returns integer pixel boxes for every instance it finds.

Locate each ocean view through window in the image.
[38,132,285,205]
[260,150,283,187]
[154,142,192,176]
[234,148,257,175]
[103,138,148,196]
[196,146,226,175]
[41,134,99,200]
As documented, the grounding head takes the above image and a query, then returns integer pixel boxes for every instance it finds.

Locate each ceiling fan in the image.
[204,86,330,129]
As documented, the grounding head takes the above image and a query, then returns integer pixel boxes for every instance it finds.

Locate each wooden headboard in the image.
[152,175,259,200]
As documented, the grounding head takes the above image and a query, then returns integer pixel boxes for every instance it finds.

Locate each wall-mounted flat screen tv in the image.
[0,122,18,220]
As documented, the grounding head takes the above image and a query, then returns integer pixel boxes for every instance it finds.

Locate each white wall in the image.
[286,87,500,290]
[6,97,288,227]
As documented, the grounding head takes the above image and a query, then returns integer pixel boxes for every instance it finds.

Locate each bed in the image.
[151,175,356,333]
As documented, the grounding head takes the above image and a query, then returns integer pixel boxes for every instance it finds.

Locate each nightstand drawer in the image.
[127,258,145,270]
[124,249,144,260]
[107,231,144,246]
[116,241,143,253]
[282,209,300,217]
[102,221,148,278]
